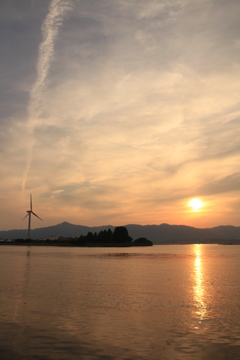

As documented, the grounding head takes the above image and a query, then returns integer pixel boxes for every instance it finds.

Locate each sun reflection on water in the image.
[194,244,207,321]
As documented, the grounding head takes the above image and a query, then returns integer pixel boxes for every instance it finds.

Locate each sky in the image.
[0,0,240,231]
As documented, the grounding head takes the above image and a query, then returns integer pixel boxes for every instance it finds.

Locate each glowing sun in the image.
[188,198,204,212]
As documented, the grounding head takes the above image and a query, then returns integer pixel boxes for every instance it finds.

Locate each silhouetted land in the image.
[0,226,153,247]
[1,222,240,245]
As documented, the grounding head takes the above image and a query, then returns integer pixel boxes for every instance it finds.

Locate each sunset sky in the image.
[1,0,240,231]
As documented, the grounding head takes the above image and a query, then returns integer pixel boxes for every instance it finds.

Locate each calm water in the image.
[1,245,240,360]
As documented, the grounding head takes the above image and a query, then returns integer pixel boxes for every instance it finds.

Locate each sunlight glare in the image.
[193,244,207,321]
[188,198,204,212]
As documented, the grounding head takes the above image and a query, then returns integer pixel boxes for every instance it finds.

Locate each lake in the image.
[0,244,240,360]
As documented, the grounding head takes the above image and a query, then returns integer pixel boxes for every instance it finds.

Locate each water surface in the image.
[1,245,240,359]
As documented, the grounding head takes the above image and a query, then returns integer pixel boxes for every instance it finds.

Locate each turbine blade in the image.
[30,194,32,211]
[32,211,43,221]
[22,214,29,221]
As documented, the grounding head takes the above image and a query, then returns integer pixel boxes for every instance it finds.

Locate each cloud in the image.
[28,0,72,122]
[0,0,240,229]
[199,173,240,196]
[136,0,185,21]
[22,0,73,192]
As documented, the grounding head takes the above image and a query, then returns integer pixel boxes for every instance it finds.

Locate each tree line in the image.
[6,226,152,246]
[77,226,132,245]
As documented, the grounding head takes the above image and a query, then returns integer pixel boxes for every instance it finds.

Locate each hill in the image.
[1,222,240,244]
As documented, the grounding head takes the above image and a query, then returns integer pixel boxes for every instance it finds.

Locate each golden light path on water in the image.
[194,244,207,325]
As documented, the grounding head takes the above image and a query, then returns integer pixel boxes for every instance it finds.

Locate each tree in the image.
[86,231,94,243]
[112,226,132,244]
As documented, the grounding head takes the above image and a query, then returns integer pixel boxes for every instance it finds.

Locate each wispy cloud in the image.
[22,0,72,192]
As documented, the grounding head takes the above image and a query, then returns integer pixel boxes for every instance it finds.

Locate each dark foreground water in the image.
[1,244,240,360]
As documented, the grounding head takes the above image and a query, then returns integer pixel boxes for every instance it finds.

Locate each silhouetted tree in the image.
[106,228,113,242]
[112,226,132,244]
[132,237,153,246]
[77,227,132,246]
[92,232,98,242]
[86,231,94,243]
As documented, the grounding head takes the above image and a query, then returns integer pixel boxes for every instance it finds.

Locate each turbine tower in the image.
[22,194,42,239]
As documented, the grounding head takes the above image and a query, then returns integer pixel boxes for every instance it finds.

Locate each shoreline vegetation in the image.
[0,226,153,247]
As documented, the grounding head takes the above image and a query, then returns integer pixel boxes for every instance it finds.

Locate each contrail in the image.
[22,0,72,193]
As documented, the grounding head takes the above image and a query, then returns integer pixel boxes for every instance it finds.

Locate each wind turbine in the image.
[22,194,42,239]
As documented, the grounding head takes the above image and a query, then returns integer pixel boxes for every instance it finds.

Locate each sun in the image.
[188,198,204,212]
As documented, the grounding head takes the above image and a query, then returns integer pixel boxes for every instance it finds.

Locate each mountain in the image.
[1,222,240,244]
[208,225,240,240]
[126,224,215,243]
[0,222,115,241]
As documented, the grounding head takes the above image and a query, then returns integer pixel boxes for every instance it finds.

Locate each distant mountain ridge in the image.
[1,222,240,244]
